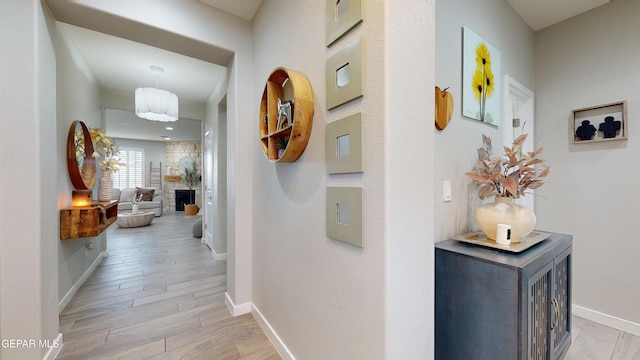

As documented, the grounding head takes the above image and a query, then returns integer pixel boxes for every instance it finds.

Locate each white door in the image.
[503,75,535,210]
[204,127,214,249]
[213,105,227,260]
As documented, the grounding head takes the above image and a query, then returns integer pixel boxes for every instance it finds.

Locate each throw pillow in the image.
[135,187,155,201]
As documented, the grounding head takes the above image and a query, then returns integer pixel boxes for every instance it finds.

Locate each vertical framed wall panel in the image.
[326,112,363,174]
[326,36,364,110]
[327,187,363,248]
[326,0,364,47]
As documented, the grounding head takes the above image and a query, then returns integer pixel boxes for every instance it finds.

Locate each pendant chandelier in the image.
[135,66,179,122]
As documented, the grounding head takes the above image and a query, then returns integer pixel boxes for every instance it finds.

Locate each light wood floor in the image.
[57,212,280,360]
[57,212,640,359]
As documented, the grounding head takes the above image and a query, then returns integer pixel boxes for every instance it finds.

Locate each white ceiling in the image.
[199,0,262,21]
[508,0,611,31]
[65,24,227,105]
[64,22,226,141]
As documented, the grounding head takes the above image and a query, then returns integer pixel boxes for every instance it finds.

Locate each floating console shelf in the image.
[60,200,118,239]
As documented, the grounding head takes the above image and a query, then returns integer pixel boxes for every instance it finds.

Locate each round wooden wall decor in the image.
[259,67,314,162]
[435,86,454,130]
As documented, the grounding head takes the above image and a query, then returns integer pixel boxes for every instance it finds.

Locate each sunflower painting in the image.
[462,26,501,126]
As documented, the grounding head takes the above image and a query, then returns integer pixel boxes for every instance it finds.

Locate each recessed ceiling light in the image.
[165,127,174,130]
[161,135,171,140]
[122,123,129,126]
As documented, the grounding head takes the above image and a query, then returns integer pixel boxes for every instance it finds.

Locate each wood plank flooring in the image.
[58,212,280,360]
[58,212,640,359]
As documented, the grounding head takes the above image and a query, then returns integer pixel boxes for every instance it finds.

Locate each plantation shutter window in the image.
[114,148,144,189]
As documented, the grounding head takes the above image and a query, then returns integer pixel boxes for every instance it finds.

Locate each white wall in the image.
[535,0,640,328]
[251,0,434,358]
[54,16,108,311]
[434,0,535,241]
[0,1,61,359]
[221,26,254,313]
[251,2,383,358]
[385,1,435,358]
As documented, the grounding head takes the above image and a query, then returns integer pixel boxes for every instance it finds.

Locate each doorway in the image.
[503,75,535,210]
[48,0,253,319]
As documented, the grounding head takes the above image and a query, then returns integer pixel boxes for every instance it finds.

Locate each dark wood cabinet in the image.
[435,232,572,360]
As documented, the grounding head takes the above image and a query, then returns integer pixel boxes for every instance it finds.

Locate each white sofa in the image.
[112,187,163,217]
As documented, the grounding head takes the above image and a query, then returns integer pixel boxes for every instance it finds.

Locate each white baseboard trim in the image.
[212,248,227,261]
[573,304,640,336]
[224,292,251,316]
[252,304,296,360]
[58,251,107,312]
[42,333,63,360]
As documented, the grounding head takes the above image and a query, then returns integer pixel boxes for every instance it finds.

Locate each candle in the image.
[496,223,512,245]
[72,190,93,208]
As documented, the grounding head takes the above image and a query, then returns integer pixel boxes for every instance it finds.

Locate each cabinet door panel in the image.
[552,248,572,360]
[528,261,552,360]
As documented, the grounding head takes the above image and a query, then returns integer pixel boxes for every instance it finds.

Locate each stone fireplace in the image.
[164,141,202,211]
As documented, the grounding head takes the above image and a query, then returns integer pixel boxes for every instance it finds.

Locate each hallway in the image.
[57,213,279,360]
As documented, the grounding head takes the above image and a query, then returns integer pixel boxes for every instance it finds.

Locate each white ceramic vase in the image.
[475,196,536,242]
[98,172,113,202]
[132,203,140,214]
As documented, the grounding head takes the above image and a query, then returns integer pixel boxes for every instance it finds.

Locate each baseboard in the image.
[224,292,251,316]
[58,251,106,312]
[212,248,227,261]
[573,304,640,336]
[252,304,296,360]
[42,333,63,360]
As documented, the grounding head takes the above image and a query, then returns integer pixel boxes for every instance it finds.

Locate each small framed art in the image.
[571,101,627,143]
[462,26,501,127]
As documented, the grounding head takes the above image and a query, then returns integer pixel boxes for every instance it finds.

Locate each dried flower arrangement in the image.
[465,134,550,200]
[89,128,124,173]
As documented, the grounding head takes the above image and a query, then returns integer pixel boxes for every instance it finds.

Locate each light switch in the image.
[443,181,452,202]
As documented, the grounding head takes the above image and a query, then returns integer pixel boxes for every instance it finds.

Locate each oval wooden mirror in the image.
[67,120,96,190]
